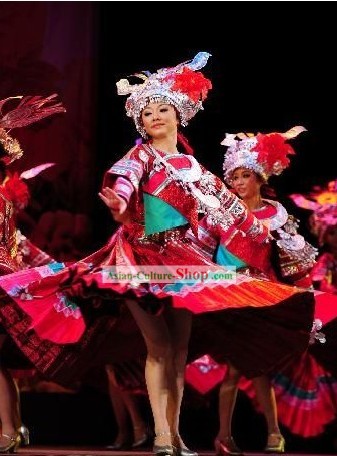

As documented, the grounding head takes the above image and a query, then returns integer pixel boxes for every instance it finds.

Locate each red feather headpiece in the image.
[222,126,306,184]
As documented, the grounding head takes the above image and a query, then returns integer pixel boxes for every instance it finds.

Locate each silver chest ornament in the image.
[144,144,220,211]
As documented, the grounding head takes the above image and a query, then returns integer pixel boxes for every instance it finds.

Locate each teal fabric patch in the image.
[215,244,246,268]
[48,262,66,273]
[144,193,187,235]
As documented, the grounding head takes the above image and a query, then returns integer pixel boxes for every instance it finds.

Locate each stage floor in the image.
[17,449,337,456]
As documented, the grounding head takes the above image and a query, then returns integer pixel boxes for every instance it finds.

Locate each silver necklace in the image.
[144,144,220,211]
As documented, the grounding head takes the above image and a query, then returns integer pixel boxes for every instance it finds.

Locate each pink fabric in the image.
[113,177,134,203]
[0,267,85,344]
[314,290,337,325]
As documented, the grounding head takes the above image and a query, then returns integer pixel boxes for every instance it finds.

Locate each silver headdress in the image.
[222,126,307,184]
[116,52,212,137]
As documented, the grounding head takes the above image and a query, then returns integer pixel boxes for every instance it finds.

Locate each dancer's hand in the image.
[99,187,128,221]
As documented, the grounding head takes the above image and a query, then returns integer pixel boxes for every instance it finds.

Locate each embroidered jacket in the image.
[103,144,269,243]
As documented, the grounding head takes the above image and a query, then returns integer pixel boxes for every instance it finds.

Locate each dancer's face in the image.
[141,103,179,139]
[231,168,263,200]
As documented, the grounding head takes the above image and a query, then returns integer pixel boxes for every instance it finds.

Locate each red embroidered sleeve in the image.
[103,147,145,192]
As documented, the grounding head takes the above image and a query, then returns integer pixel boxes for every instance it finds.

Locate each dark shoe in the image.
[264,434,285,453]
[153,444,175,456]
[132,432,151,449]
[175,448,198,456]
[215,437,244,456]
[105,440,132,450]
[173,434,198,456]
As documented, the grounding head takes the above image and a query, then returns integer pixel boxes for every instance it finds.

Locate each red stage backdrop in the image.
[0,2,97,215]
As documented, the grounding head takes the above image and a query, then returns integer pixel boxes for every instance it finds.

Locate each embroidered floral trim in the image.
[8,285,33,300]
[192,355,221,374]
[54,293,81,319]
